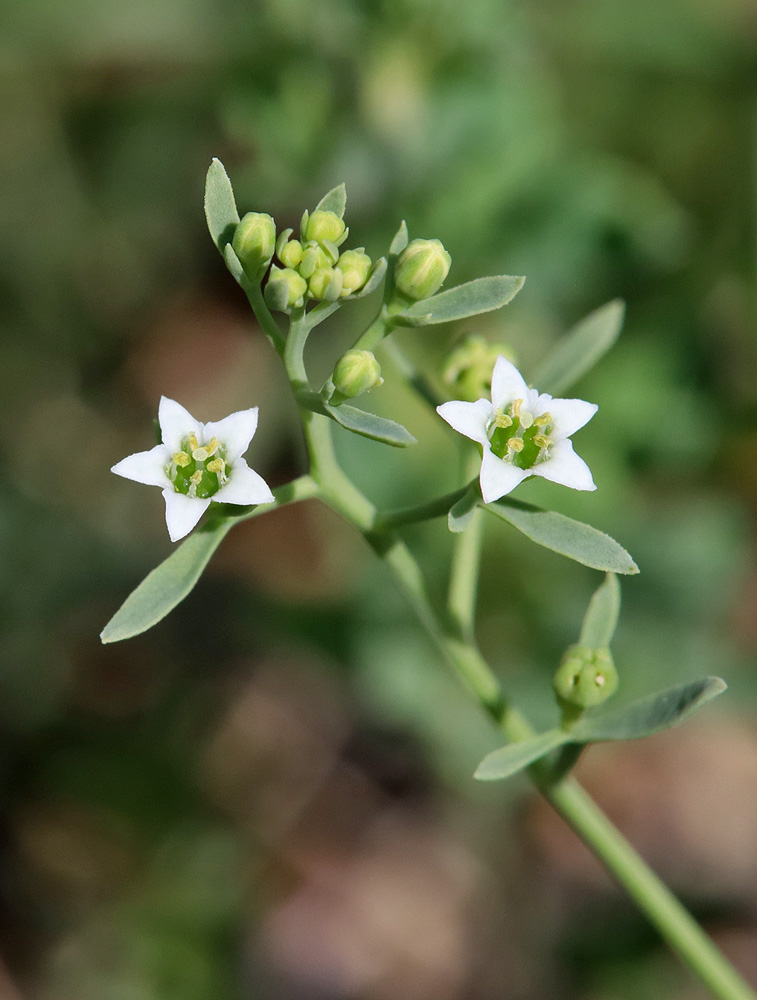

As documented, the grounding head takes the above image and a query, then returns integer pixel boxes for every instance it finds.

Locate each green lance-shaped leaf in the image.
[532,300,625,397]
[394,275,525,327]
[572,677,727,743]
[389,220,409,257]
[448,485,479,533]
[322,400,417,447]
[580,572,621,647]
[487,498,639,575]
[204,158,240,253]
[223,243,245,286]
[101,521,234,643]
[315,183,347,218]
[474,729,569,781]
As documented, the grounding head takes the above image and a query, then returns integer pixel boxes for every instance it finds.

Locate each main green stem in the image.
[289,385,754,1000]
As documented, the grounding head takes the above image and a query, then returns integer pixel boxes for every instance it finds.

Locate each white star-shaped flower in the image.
[437,356,597,504]
[111,397,275,542]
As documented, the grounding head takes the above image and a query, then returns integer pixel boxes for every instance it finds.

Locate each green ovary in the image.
[488,402,553,470]
[168,434,229,499]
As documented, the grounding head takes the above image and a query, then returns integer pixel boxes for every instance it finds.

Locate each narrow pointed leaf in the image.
[389,220,409,256]
[488,498,639,574]
[532,300,625,396]
[223,243,245,286]
[315,183,347,218]
[572,677,727,743]
[101,522,234,643]
[448,486,479,533]
[580,573,621,647]
[204,158,239,253]
[474,729,569,781]
[323,401,416,447]
[396,275,525,326]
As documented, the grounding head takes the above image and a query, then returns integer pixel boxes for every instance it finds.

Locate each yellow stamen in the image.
[189,470,203,485]
[188,433,199,453]
[173,451,191,468]
[205,437,220,456]
[534,412,552,427]
[533,434,552,450]
[510,398,523,418]
[207,458,224,474]
[494,410,513,429]
[507,438,524,453]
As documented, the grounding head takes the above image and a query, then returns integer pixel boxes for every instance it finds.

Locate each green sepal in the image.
[448,485,479,533]
[204,158,239,253]
[100,521,234,643]
[486,498,639,575]
[571,677,727,743]
[315,183,347,219]
[474,729,569,781]
[389,220,409,257]
[321,238,340,264]
[580,573,621,648]
[532,300,625,397]
[394,275,525,327]
[276,228,294,258]
[223,243,245,286]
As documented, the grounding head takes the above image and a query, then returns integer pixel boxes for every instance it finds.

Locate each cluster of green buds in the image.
[553,644,619,715]
[443,335,516,402]
[265,208,373,312]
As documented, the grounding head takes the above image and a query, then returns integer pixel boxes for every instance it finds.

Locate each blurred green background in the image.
[2,0,757,996]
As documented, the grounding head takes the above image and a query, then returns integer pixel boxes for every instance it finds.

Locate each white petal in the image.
[203,408,259,462]
[479,447,530,503]
[214,460,274,506]
[436,399,492,445]
[490,356,529,410]
[111,445,170,487]
[532,439,596,491]
[161,489,210,542]
[158,397,201,454]
[546,398,598,440]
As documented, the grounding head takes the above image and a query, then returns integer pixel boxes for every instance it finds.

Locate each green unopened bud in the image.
[394,238,451,300]
[264,266,307,312]
[299,242,333,279]
[305,210,346,245]
[278,239,303,270]
[337,248,372,296]
[553,645,618,711]
[332,350,382,400]
[443,335,517,401]
[232,212,276,278]
[308,267,343,301]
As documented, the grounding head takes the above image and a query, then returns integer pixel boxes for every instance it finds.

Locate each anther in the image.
[533,434,552,450]
[507,438,524,453]
[173,452,191,468]
[510,399,523,418]
[207,458,224,474]
[534,412,552,427]
[494,410,513,429]
[187,433,199,453]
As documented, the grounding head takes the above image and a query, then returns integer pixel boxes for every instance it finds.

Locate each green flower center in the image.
[488,400,553,470]
[167,434,229,499]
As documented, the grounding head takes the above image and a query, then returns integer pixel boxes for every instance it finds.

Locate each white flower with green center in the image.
[111,397,274,542]
[437,356,597,503]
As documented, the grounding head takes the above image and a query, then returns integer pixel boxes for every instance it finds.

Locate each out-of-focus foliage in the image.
[2,0,757,996]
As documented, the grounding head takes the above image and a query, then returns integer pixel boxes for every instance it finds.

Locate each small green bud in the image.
[279,239,303,270]
[308,267,343,301]
[332,350,382,399]
[232,212,276,278]
[443,335,517,401]
[299,242,333,279]
[305,210,346,245]
[553,645,619,711]
[264,266,307,312]
[337,248,372,296]
[394,238,451,300]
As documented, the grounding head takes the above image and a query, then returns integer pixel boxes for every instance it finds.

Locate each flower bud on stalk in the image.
[304,210,346,245]
[264,266,308,312]
[443,335,516,402]
[553,645,619,713]
[337,248,372,296]
[331,350,382,401]
[394,238,451,300]
[232,212,276,279]
[308,267,343,301]
[278,239,303,270]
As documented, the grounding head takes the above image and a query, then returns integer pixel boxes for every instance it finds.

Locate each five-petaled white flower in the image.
[111,397,274,542]
[437,356,597,504]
